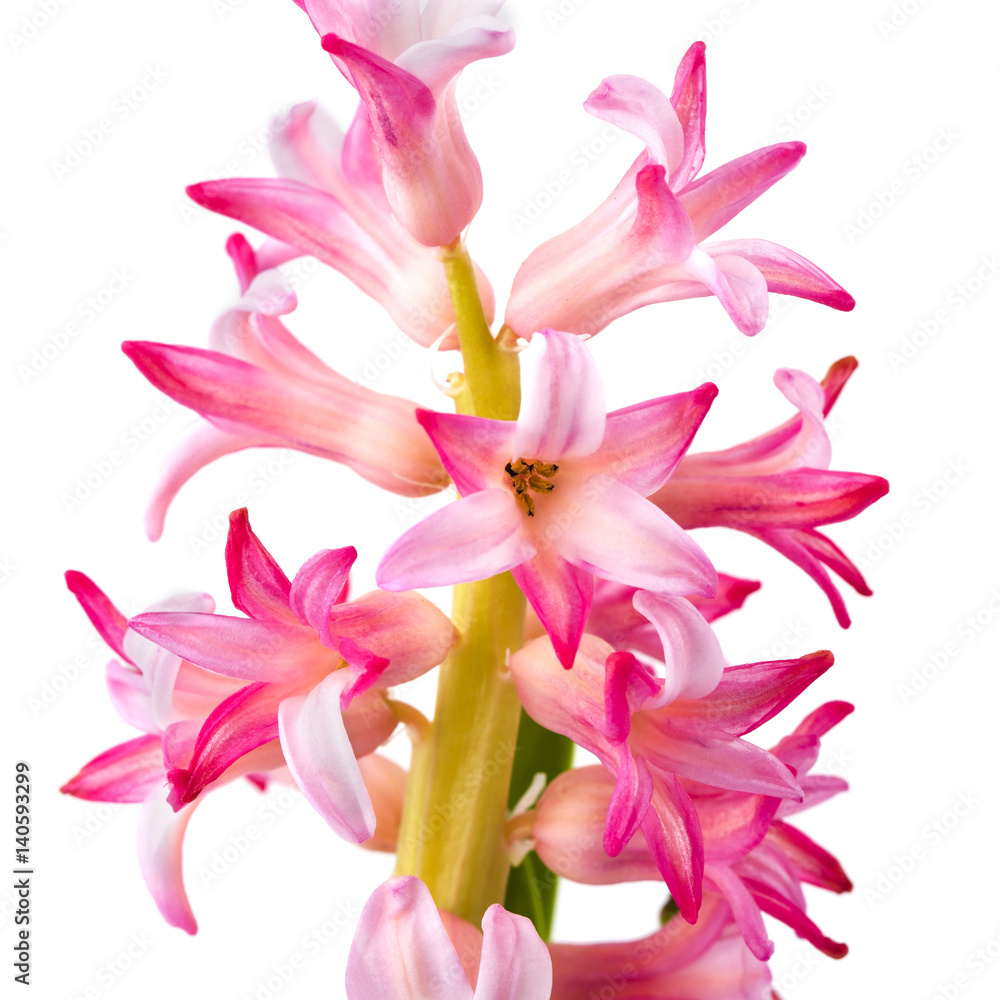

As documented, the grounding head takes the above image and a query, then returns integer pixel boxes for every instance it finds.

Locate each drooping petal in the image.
[603,652,661,745]
[278,671,376,843]
[604,746,654,855]
[705,864,774,961]
[632,592,726,704]
[65,571,133,664]
[513,329,606,460]
[475,904,553,1000]
[346,877,474,1000]
[765,820,852,894]
[743,877,848,958]
[555,476,716,597]
[137,795,199,935]
[687,573,761,623]
[60,735,165,803]
[106,660,157,732]
[511,548,593,670]
[376,489,535,590]
[225,508,296,623]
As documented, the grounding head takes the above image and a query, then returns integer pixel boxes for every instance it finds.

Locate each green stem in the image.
[393,239,525,924]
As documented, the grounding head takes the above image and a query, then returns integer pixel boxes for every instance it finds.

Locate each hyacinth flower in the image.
[548,897,771,1000]
[60,571,266,933]
[124,233,449,540]
[528,701,852,962]
[652,358,889,626]
[503,43,854,342]
[377,328,719,668]
[346,876,552,1000]
[289,0,515,247]
[127,508,455,843]
[509,627,829,922]
[188,101,496,345]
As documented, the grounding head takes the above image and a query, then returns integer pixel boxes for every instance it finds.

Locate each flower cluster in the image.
[63,3,885,996]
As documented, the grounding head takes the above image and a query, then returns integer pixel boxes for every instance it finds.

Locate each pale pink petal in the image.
[129,612,325,683]
[137,795,199,935]
[376,489,535,590]
[707,238,855,311]
[511,548,593,670]
[513,329,606,460]
[632,592,726,703]
[289,546,359,647]
[65,571,132,664]
[685,248,770,336]
[60,735,165,803]
[474,905,553,1000]
[106,660,157,732]
[555,476,716,597]
[705,864,774,961]
[296,0,422,60]
[225,507,296,623]
[669,42,707,189]
[678,142,806,241]
[278,672,375,842]
[346,877,474,1000]
[395,19,515,94]
[585,384,717,496]
[342,689,399,758]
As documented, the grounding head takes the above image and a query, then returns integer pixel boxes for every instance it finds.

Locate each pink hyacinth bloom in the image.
[127,508,455,843]
[652,358,889,627]
[531,701,852,962]
[346,876,552,1000]
[549,897,771,1000]
[124,233,449,541]
[60,571,264,934]
[510,630,812,922]
[188,101,495,343]
[376,328,719,668]
[504,43,853,340]
[288,1,514,246]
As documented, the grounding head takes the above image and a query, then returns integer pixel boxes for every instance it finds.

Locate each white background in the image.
[4,0,999,997]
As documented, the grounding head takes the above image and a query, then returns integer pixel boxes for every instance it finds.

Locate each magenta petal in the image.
[289,546,359,647]
[678,142,806,241]
[745,878,848,958]
[511,549,593,670]
[225,508,296,623]
[346,876,474,1000]
[557,477,717,597]
[61,735,165,803]
[377,489,535,590]
[475,904,553,1000]
[514,329,606,460]
[337,637,390,707]
[669,42,707,189]
[169,682,284,805]
[604,748,654,855]
[678,650,834,736]
[129,612,322,682]
[639,771,703,923]
[706,865,774,961]
[603,652,661,745]
[416,410,512,497]
[588,384,717,496]
[278,672,375,843]
[65,571,133,664]
[688,573,761,623]
[137,796,198,935]
[710,237,855,311]
[767,820,852,893]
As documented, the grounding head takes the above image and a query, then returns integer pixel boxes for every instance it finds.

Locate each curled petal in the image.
[137,796,199,935]
[289,546,359,648]
[279,672,375,843]
[705,864,774,961]
[225,508,296,623]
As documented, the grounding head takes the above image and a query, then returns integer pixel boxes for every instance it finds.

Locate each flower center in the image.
[505,457,558,517]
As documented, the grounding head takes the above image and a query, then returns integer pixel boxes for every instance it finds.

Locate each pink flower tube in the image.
[505,43,853,340]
